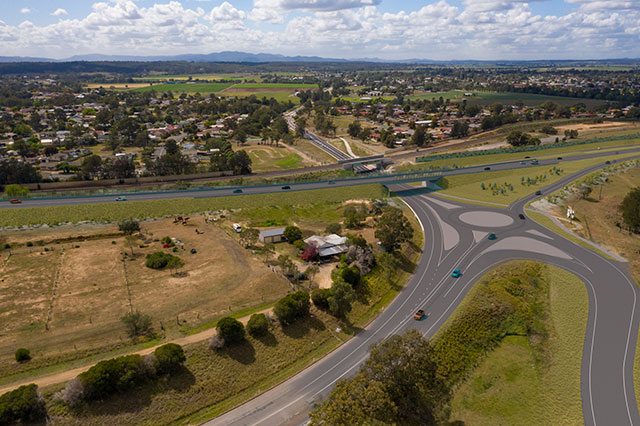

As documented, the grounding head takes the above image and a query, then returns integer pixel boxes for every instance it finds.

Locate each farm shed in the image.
[259,227,287,244]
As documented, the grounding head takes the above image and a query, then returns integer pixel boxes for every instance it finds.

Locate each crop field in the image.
[219,91,300,103]
[467,91,608,108]
[0,217,290,380]
[0,184,388,228]
[408,91,467,101]
[223,83,317,90]
[436,152,640,205]
[447,263,587,425]
[238,145,313,172]
[133,73,252,82]
[132,82,234,94]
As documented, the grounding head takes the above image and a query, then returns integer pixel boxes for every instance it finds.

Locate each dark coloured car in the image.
[328,181,335,185]
[488,233,497,240]
[233,189,243,193]
[524,156,531,159]
[535,190,542,195]
[281,185,291,190]
[605,160,611,164]
[484,167,491,170]
[557,157,563,160]
[519,214,526,220]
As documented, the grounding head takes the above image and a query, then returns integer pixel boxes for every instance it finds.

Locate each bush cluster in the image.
[246,313,269,337]
[145,251,181,269]
[216,317,246,345]
[0,384,45,425]
[274,291,310,325]
[14,348,31,363]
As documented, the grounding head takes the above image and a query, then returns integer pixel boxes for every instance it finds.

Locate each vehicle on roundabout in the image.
[115,196,127,201]
[488,233,497,240]
[519,213,526,220]
[414,309,426,320]
[451,268,462,278]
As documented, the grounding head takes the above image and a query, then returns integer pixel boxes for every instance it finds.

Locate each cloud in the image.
[20,8,31,14]
[565,0,640,12]
[51,8,69,17]
[209,2,246,21]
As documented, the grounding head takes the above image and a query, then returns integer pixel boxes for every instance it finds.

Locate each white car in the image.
[115,196,127,201]
[233,223,242,233]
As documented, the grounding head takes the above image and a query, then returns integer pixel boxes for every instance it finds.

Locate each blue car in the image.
[452,268,462,278]
[488,233,497,240]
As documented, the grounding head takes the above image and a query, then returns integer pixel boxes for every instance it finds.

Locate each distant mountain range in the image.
[0,51,639,65]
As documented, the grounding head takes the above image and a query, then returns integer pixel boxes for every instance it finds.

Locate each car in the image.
[281,185,291,190]
[519,161,526,165]
[233,189,243,193]
[451,268,461,278]
[414,309,426,320]
[484,167,491,171]
[519,213,526,220]
[605,160,611,164]
[115,196,127,202]
[328,181,335,185]
[531,159,539,165]
[9,199,22,204]
[524,156,531,159]
[535,190,542,195]
[488,233,497,240]
[190,248,197,254]
[557,157,563,160]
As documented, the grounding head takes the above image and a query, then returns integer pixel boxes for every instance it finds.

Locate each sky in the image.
[0,0,639,60]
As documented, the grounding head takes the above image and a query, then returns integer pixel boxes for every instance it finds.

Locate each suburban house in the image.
[259,228,287,244]
[304,234,348,258]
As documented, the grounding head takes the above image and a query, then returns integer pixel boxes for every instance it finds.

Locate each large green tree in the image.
[621,187,640,232]
[374,208,414,252]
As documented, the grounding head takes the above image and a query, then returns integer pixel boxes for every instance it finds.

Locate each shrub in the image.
[274,291,310,325]
[79,354,148,400]
[145,251,181,269]
[283,225,302,243]
[216,317,245,345]
[246,313,269,337]
[0,384,45,424]
[121,311,154,338]
[56,377,87,407]
[208,335,225,350]
[311,288,331,310]
[118,219,140,235]
[162,236,172,245]
[293,239,307,251]
[301,244,318,262]
[153,343,186,374]
[26,241,33,247]
[325,223,342,234]
[339,265,361,286]
[15,348,31,363]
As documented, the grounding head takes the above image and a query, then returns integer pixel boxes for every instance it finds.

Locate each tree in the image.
[348,121,362,138]
[580,185,593,200]
[79,354,147,400]
[121,310,154,338]
[311,288,331,310]
[125,234,137,256]
[301,244,318,262]
[166,256,185,276]
[377,252,397,284]
[118,219,140,235]
[153,343,186,374]
[294,115,307,138]
[310,330,449,425]
[375,208,414,252]
[506,131,541,147]
[274,291,310,325]
[81,154,103,179]
[3,184,29,198]
[328,278,356,318]
[284,225,302,243]
[346,245,375,276]
[325,223,342,234]
[0,384,46,425]
[246,313,269,337]
[14,348,31,363]
[145,252,180,270]
[411,126,427,147]
[216,317,245,345]
[450,121,469,138]
[621,187,640,232]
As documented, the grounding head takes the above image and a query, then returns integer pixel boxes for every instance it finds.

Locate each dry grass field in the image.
[0,217,290,378]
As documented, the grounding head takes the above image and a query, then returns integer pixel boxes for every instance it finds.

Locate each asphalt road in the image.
[304,129,353,161]
[202,153,640,425]
[2,146,640,210]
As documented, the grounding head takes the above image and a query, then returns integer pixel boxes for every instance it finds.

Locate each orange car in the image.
[413,309,426,320]
[9,199,22,204]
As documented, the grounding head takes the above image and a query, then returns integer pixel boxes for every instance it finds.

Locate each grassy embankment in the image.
[435,261,588,425]
[433,152,639,206]
[37,198,422,425]
[237,145,311,172]
[0,184,388,228]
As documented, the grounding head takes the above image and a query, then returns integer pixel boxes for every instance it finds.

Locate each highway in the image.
[203,155,640,426]
[2,146,640,209]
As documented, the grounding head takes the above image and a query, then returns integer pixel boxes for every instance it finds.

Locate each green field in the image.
[433,152,639,205]
[447,263,588,425]
[408,91,466,101]
[225,83,317,89]
[408,90,608,107]
[132,82,234,94]
[133,73,251,82]
[240,146,309,172]
[0,184,388,228]
[220,91,300,103]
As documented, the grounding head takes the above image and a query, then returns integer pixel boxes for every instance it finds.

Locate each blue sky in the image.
[1,0,638,60]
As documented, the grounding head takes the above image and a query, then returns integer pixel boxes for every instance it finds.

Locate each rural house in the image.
[304,234,348,258]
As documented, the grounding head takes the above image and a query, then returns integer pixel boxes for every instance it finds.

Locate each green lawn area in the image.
[0,184,388,228]
[436,152,639,205]
[239,146,309,173]
[448,264,588,425]
[408,91,466,101]
[132,82,234,94]
[227,83,317,89]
